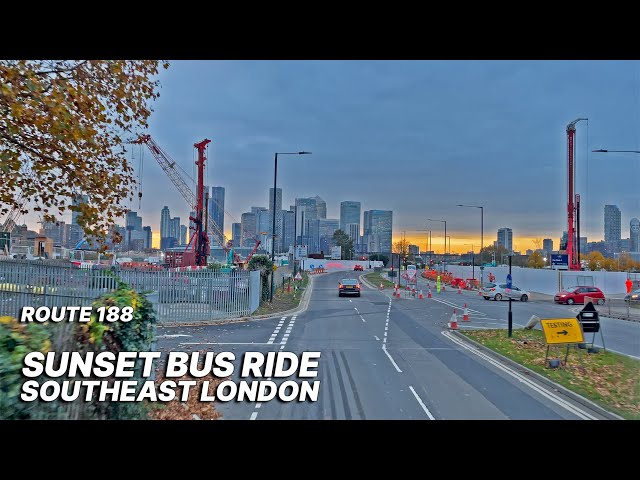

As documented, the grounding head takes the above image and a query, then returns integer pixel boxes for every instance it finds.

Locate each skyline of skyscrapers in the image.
[340,201,361,233]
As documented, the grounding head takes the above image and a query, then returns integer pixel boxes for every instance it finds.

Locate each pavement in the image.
[156,269,635,420]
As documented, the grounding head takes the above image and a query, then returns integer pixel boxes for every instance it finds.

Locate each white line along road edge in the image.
[441,331,598,420]
[409,386,435,420]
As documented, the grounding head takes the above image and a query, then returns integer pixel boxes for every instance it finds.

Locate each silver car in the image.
[482,283,529,302]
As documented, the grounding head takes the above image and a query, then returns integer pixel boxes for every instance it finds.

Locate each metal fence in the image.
[0,259,262,323]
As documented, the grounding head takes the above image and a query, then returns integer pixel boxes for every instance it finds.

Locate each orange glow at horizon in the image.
[394,235,544,254]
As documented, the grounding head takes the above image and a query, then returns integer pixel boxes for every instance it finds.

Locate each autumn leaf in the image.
[0,60,169,245]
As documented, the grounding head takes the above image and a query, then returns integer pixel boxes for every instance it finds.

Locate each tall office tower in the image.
[231,222,242,247]
[543,238,553,253]
[315,196,327,219]
[241,212,257,248]
[340,201,361,232]
[269,187,282,213]
[630,218,640,252]
[208,186,225,242]
[160,206,171,239]
[604,205,621,243]
[496,227,513,252]
[364,210,393,253]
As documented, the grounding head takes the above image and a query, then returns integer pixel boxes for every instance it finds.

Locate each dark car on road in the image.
[339,278,361,297]
[624,289,640,303]
[554,286,605,305]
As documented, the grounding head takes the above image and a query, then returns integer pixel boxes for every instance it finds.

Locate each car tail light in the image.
[338,283,343,288]
[356,284,360,289]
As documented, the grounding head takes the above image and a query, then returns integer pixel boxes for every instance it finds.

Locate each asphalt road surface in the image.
[157,271,623,420]
[410,274,640,359]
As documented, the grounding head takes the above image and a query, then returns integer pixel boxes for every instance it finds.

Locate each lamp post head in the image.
[298,151,312,155]
[592,149,607,152]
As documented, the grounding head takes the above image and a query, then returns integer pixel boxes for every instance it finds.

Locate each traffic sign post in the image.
[577,301,605,352]
[540,318,586,367]
[507,256,513,337]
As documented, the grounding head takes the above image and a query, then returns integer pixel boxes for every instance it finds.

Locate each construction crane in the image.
[566,118,588,271]
[1,201,24,233]
[134,135,261,266]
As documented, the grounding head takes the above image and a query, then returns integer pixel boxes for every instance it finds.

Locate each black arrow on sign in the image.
[558,330,568,336]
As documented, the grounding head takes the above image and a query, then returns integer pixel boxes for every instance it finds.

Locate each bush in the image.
[0,278,157,420]
[248,255,274,301]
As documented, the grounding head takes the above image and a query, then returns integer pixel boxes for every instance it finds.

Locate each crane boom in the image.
[135,135,229,251]
[1,202,24,233]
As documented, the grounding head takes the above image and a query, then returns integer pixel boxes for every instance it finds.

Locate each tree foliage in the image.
[332,229,354,260]
[392,239,409,255]
[0,60,169,247]
[587,251,605,271]
[527,251,545,269]
[248,254,274,301]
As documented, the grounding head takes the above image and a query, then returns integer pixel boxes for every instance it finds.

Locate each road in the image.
[157,270,626,420]
[410,273,640,359]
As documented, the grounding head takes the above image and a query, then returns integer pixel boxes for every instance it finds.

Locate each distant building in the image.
[560,231,568,251]
[143,226,152,249]
[409,244,419,255]
[604,204,621,244]
[208,186,225,245]
[579,236,588,255]
[160,206,171,239]
[39,221,66,246]
[526,249,534,256]
[318,219,339,254]
[496,227,513,252]
[269,188,282,213]
[630,218,640,252]
[71,194,89,226]
[340,201,361,232]
[346,223,360,243]
[295,197,318,241]
[241,212,257,248]
[180,225,187,245]
[364,210,392,253]
[231,222,242,247]
[315,196,327,219]
[282,210,296,252]
[169,217,181,244]
[543,238,553,254]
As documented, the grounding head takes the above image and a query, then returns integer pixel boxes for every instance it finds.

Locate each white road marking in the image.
[382,344,402,372]
[361,316,366,322]
[374,336,380,341]
[431,297,485,315]
[441,331,599,420]
[179,342,273,345]
[268,317,288,344]
[409,386,435,420]
[157,334,192,339]
[256,403,262,409]
[250,412,258,420]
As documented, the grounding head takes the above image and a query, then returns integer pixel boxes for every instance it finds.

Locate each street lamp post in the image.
[464,243,475,281]
[457,204,484,286]
[426,219,446,268]
[270,151,311,302]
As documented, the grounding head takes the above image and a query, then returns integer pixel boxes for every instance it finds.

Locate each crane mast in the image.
[135,134,261,266]
[566,118,587,271]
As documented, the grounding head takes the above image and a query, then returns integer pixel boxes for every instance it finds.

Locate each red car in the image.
[554,286,605,305]
[353,265,363,271]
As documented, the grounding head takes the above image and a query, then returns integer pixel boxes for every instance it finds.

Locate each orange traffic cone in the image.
[419,289,424,299]
[457,285,462,294]
[428,288,432,298]
[463,303,470,322]
[449,309,458,330]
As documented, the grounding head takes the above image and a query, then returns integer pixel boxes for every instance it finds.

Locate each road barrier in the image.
[0,259,261,323]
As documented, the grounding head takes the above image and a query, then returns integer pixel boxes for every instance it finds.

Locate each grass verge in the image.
[461,329,640,420]
[252,271,310,317]
[363,271,395,289]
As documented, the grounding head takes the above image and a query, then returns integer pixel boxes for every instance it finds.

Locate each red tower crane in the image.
[566,118,587,271]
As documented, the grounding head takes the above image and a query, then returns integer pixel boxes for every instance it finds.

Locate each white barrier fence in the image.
[443,265,628,296]
[299,259,383,272]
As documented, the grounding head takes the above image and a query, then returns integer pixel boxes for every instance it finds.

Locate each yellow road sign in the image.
[272,264,278,271]
[540,318,585,345]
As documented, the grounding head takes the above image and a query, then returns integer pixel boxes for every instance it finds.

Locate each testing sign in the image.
[540,318,585,345]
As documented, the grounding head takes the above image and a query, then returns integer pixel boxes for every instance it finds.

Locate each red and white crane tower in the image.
[566,117,587,271]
